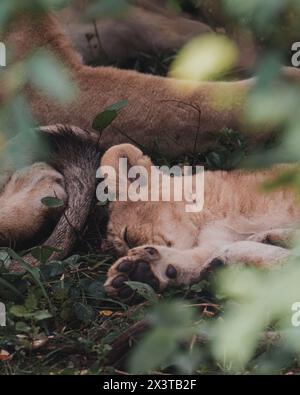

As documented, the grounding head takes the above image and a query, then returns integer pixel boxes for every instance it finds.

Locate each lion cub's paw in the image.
[105,246,179,301]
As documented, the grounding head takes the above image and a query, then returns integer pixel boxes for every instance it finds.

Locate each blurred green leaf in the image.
[170,34,238,81]
[129,301,197,373]
[0,0,17,31]
[211,259,300,371]
[129,328,177,373]
[86,0,130,19]
[223,0,284,32]
[27,50,76,103]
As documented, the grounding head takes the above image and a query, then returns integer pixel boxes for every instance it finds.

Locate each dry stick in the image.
[106,318,283,366]
[106,319,150,365]
[105,318,207,366]
[92,19,109,62]
[111,125,147,152]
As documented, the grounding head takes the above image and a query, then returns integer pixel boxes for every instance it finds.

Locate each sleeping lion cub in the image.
[102,144,300,301]
[1,129,299,300]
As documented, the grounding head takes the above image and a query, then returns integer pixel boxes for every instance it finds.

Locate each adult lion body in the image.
[3,11,279,158]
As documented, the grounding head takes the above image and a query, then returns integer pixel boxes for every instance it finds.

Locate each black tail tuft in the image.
[32,125,101,261]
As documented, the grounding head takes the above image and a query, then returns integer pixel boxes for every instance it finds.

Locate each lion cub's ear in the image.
[99,144,153,197]
[101,144,151,171]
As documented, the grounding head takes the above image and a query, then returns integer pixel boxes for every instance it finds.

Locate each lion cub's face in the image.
[100,144,199,256]
[104,199,198,256]
[104,200,160,256]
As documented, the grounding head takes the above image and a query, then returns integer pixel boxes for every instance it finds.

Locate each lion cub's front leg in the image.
[104,245,211,300]
[0,163,67,246]
[247,228,297,248]
[105,241,290,301]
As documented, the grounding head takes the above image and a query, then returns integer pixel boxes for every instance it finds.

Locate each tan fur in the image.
[102,144,300,299]
[4,12,300,159]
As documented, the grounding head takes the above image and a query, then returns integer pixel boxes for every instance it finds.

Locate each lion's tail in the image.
[7,125,101,270]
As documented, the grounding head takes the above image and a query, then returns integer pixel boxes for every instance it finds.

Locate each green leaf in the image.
[92,100,128,132]
[4,248,53,311]
[126,281,159,303]
[33,310,52,321]
[73,302,94,323]
[190,282,203,293]
[63,255,81,266]
[87,281,105,300]
[167,0,182,13]
[25,293,38,311]
[0,251,11,266]
[40,261,65,279]
[105,99,128,112]
[31,245,61,265]
[53,288,68,301]
[10,305,28,318]
[92,110,117,133]
[15,321,31,333]
[41,196,64,208]
[0,277,23,298]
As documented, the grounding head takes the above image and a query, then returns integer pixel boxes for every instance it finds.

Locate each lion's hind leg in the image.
[0,162,67,247]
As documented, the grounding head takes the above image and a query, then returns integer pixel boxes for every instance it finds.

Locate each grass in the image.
[0,247,221,374]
